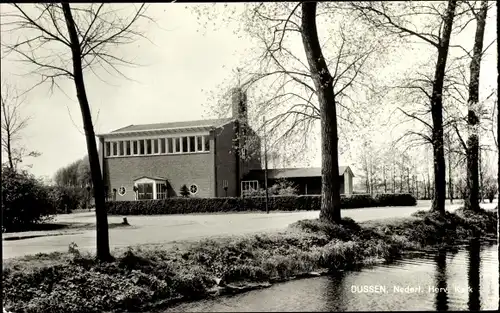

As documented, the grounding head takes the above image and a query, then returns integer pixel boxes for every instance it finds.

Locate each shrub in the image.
[179,185,190,197]
[374,193,417,207]
[46,186,89,214]
[244,179,298,197]
[1,167,54,232]
[106,193,416,215]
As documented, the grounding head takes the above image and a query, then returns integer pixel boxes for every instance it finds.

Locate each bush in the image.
[106,193,416,215]
[374,193,417,207]
[1,167,54,231]
[46,186,89,214]
[245,179,298,197]
[179,185,190,197]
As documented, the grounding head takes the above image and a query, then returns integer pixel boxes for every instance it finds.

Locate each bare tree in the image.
[194,3,389,223]
[451,0,489,212]
[1,3,150,261]
[1,81,40,170]
[496,2,499,280]
[351,0,459,215]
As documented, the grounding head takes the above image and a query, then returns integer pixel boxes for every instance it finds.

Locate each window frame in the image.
[137,182,154,200]
[156,183,167,199]
[189,184,199,195]
[104,132,212,158]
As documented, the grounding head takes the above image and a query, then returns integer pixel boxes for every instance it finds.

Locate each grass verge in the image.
[2,208,497,313]
[3,222,132,237]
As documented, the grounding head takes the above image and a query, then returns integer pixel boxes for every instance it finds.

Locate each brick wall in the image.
[103,142,215,201]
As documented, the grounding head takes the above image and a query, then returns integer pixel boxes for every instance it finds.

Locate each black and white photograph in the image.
[1,1,499,312]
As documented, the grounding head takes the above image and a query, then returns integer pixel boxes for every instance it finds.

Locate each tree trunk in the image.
[383,165,387,193]
[369,162,375,195]
[414,174,419,199]
[464,0,487,212]
[392,166,396,193]
[478,148,483,202]
[423,175,427,199]
[447,133,454,204]
[62,3,112,262]
[400,166,404,193]
[430,0,457,215]
[496,3,499,304]
[301,1,341,223]
[6,132,14,169]
[406,167,411,193]
[427,169,431,199]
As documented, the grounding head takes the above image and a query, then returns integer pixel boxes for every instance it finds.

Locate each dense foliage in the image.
[47,186,91,214]
[106,193,417,215]
[1,167,53,231]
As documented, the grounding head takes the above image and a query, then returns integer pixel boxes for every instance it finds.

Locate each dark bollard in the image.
[122,217,129,225]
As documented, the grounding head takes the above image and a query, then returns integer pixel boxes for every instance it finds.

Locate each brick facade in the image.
[103,139,216,200]
[99,120,262,200]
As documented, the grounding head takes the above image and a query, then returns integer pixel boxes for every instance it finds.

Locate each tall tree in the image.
[1,82,40,169]
[193,3,389,223]
[2,3,150,261]
[351,0,458,214]
[496,3,499,301]
[462,0,488,212]
[300,2,341,222]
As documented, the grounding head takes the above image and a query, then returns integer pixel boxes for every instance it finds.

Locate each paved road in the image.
[2,200,497,260]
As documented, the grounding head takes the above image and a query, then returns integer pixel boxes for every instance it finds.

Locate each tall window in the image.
[160,138,166,153]
[156,183,167,199]
[119,141,124,156]
[139,140,145,154]
[167,138,174,153]
[126,141,131,155]
[204,135,210,151]
[174,138,181,153]
[133,141,138,155]
[137,183,153,200]
[188,136,196,152]
[182,137,188,153]
[197,136,203,152]
[105,142,111,157]
[106,134,212,157]
[153,139,159,154]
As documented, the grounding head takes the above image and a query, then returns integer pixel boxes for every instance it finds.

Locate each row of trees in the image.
[195,1,497,223]
[53,155,92,188]
[356,136,497,202]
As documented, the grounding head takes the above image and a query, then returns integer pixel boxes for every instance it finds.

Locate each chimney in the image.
[231,87,248,124]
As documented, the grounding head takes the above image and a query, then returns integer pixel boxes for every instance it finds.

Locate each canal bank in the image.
[2,208,497,313]
[163,243,499,311]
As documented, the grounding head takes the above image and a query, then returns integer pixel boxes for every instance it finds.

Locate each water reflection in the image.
[434,250,449,311]
[467,239,481,311]
[323,271,347,312]
[163,244,498,312]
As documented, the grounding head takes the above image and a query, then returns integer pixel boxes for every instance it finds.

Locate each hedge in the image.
[106,193,417,215]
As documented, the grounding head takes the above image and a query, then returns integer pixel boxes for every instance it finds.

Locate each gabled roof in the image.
[246,166,354,180]
[97,118,234,138]
[133,176,168,182]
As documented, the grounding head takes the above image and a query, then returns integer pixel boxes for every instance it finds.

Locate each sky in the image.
[0,2,498,181]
